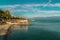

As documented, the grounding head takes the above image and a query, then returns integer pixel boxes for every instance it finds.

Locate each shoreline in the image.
[0,19,29,35]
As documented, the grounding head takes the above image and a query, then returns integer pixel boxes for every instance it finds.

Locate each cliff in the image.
[0,10,28,24]
[0,10,29,36]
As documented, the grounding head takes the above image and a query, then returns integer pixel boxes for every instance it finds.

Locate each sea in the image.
[0,17,60,40]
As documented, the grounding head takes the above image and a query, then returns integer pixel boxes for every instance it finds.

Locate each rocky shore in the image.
[0,10,29,36]
[0,20,28,35]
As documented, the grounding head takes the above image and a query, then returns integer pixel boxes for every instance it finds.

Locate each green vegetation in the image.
[0,10,29,25]
[0,10,11,21]
[0,10,26,21]
[3,10,11,18]
[0,10,11,18]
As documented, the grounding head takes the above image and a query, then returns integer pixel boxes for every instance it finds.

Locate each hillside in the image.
[0,10,28,24]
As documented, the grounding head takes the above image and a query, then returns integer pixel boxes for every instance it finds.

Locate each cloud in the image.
[0,3,60,17]
[11,10,28,12]
[0,3,60,8]
[0,4,20,8]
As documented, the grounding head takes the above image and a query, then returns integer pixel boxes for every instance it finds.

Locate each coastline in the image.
[0,19,29,35]
[0,10,29,36]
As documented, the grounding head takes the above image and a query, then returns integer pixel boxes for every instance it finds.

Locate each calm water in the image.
[1,21,60,40]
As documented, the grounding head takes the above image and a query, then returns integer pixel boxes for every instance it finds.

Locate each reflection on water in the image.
[11,24,28,31]
[0,24,28,40]
[0,22,60,40]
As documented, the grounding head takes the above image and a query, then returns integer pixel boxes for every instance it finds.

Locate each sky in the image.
[0,0,60,18]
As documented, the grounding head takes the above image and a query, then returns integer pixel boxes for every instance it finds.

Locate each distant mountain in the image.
[31,16,60,22]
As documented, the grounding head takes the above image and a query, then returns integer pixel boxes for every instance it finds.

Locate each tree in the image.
[0,10,4,20]
[0,10,11,21]
[3,10,11,18]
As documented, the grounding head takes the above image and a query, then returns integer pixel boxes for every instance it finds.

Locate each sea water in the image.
[1,18,60,40]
